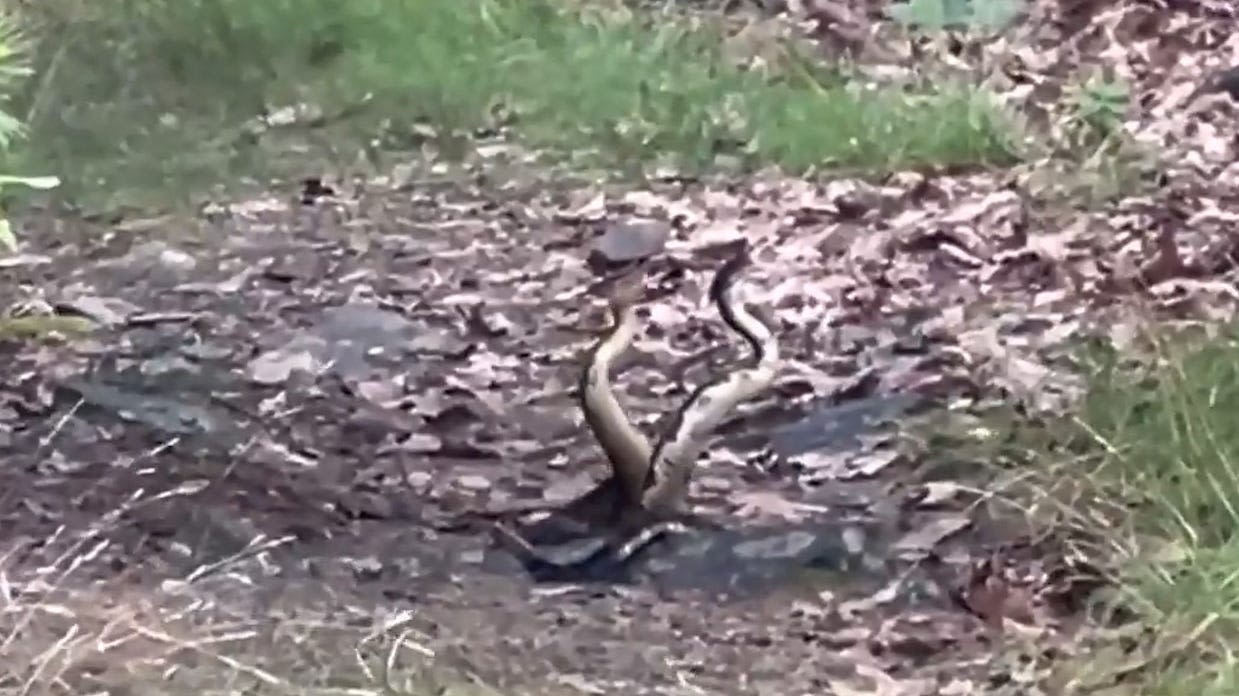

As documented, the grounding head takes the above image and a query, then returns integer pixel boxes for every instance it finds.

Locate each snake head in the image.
[705,238,751,304]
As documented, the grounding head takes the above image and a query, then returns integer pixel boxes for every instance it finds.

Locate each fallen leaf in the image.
[456,474,491,492]
[591,219,668,264]
[353,378,404,404]
[838,579,902,619]
[0,253,50,268]
[399,433,442,453]
[731,490,829,522]
[247,348,319,385]
[907,481,968,508]
[893,515,972,553]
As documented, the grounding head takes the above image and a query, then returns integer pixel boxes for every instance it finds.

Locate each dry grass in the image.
[996,323,1239,694]
[0,528,512,696]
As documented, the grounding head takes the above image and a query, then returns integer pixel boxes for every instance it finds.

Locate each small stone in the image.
[590,219,669,266]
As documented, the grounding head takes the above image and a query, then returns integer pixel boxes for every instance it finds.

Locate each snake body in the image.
[641,243,780,514]
[577,274,654,510]
[491,241,779,573]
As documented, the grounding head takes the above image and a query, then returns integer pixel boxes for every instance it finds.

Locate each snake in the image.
[577,270,654,510]
[490,240,779,572]
[639,240,780,515]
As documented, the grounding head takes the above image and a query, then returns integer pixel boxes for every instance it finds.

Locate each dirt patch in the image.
[0,174,1065,693]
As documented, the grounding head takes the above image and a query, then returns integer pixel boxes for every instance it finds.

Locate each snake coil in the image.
[488,240,778,572]
[582,239,778,517]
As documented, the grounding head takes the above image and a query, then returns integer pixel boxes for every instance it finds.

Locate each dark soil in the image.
[0,174,1084,694]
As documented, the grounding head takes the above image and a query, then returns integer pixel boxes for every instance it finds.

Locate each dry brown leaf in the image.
[730,490,829,523]
[892,515,972,553]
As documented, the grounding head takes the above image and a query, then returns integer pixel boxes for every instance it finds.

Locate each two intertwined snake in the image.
[488,240,779,570]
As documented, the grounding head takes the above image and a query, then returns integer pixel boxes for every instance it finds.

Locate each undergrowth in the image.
[11,0,1021,210]
[0,9,58,252]
[1033,328,1239,694]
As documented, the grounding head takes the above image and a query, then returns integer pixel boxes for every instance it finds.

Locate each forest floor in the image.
[4,0,1239,694]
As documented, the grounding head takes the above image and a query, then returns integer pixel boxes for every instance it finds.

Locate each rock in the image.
[590,219,669,268]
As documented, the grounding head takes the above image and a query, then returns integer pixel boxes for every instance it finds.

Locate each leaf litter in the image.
[3,0,1239,692]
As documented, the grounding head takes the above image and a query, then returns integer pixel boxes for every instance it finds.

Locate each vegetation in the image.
[11,0,1020,210]
[889,0,1023,31]
[1,0,1233,694]
[1042,331,1239,694]
[0,11,57,251]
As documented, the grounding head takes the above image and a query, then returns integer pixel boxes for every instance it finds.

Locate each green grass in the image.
[0,314,94,340]
[12,0,1021,210]
[1042,329,1239,694]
